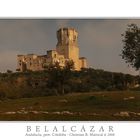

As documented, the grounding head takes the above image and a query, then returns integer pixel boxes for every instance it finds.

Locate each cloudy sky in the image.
[0,19,140,75]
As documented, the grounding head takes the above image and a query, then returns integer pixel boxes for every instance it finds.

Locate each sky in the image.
[0,19,140,75]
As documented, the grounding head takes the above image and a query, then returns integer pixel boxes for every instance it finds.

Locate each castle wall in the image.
[17,54,47,72]
[79,57,87,69]
[46,50,65,67]
[17,55,27,72]
[67,45,80,70]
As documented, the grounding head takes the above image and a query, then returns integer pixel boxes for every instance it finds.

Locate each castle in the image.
[17,27,87,72]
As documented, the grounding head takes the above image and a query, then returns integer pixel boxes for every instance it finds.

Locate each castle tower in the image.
[56,28,80,70]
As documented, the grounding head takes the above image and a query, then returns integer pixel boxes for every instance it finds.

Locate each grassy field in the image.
[0,91,140,121]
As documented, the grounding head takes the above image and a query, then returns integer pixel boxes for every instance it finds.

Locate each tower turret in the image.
[56,27,80,70]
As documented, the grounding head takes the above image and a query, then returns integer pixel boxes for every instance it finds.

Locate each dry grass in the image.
[0,91,140,121]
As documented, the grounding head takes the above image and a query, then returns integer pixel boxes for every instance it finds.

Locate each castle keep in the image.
[17,28,87,72]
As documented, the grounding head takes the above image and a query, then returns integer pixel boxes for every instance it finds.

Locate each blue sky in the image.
[0,19,140,75]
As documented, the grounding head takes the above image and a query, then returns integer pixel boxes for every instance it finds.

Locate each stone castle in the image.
[17,27,87,72]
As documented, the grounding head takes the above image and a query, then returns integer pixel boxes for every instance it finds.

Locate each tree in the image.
[7,70,12,73]
[46,60,74,95]
[121,24,140,71]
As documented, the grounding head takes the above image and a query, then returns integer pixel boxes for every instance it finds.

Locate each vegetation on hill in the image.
[0,66,139,100]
